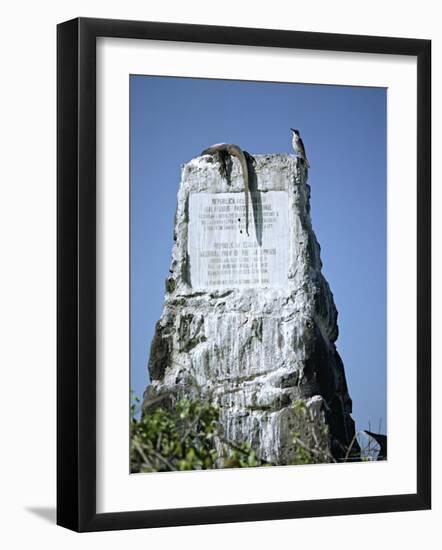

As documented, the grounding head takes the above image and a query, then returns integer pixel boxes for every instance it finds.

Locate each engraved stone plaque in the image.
[188,191,290,289]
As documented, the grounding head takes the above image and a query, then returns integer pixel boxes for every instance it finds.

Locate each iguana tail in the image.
[227,145,250,236]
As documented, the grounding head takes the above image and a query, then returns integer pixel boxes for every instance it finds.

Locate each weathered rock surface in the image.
[143,153,357,463]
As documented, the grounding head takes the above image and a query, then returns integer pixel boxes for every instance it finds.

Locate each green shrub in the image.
[130,396,263,473]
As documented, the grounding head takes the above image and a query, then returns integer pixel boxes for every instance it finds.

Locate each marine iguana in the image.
[201,143,254,236]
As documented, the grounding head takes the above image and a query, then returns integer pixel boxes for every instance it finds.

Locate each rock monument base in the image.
[143,153,358,463]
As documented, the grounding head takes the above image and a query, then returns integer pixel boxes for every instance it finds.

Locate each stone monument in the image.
[143,152,358,463]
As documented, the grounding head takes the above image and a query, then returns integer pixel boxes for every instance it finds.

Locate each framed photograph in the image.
[57,17,431,532]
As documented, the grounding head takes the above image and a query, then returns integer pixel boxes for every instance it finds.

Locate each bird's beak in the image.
[290,128,295,132]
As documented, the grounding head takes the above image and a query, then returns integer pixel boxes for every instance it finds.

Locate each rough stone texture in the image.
[143,153,358,463]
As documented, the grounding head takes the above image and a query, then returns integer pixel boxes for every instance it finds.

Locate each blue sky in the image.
[130,75,387,434]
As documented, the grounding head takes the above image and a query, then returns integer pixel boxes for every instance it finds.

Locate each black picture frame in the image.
[57,17,431,532]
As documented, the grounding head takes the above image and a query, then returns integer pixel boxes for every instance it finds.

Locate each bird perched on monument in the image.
[290,128,310,168]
